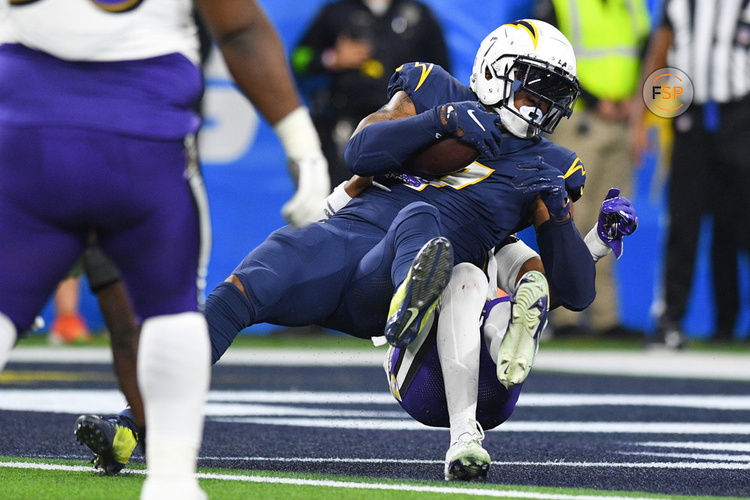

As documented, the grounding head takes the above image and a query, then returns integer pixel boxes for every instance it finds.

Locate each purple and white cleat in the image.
[496,270,549,388]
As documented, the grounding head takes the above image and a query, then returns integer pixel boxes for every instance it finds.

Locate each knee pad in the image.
[449,263,488,291]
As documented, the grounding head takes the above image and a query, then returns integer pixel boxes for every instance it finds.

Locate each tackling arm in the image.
[497,189,637,310]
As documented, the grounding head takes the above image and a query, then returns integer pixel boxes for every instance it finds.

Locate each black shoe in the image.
[74,415,139,475]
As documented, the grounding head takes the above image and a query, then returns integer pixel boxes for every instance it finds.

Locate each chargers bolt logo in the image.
[642,67,693,118]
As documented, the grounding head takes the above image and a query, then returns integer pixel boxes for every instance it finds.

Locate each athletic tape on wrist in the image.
[584,225,612,262]
[273,107,320,161]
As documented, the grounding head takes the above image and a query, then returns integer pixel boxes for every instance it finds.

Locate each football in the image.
[405,138,479,178]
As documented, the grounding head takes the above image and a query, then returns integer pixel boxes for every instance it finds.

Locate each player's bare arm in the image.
[196,0,330,227]
[196,0,301,124]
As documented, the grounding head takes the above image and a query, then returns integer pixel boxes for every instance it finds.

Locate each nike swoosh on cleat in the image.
[466,109,486,131]
[399,307,420,335]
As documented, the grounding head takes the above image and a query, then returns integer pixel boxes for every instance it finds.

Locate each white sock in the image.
[137,312,210,483]
[483,300,511,365]
[0,312,17,373]
[437,263,488,444]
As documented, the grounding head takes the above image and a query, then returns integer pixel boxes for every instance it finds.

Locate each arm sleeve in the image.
[343,107,442,176]
[535,218,596,311]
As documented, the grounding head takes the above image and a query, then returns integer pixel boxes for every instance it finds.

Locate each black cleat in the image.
[74,414,138,475]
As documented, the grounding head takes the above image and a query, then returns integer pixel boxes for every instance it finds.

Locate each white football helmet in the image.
[470,20,580,139]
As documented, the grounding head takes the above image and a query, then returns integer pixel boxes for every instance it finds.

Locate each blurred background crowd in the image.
[44,0,750,348]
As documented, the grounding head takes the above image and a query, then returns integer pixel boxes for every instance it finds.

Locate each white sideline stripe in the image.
[214,417,750,435]
[6,389,750,415]
[635,441,750,452]
[8,347,750,381]
[620,451,750,462]
[198,455,750,467]
[0,461,661,500]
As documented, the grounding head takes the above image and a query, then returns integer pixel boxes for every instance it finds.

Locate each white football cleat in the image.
[444,422,490,481]
[496,270,549,388]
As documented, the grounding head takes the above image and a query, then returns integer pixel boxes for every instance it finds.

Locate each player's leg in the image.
[325,202,451,340]
[383,202,453,347]
[97,135,209,498]
[437,263,491,481]
[657,123,711,347]
[0,125,87,371]
[207,219,354,361]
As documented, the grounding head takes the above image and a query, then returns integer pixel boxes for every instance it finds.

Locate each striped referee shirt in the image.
[662,0,750,103]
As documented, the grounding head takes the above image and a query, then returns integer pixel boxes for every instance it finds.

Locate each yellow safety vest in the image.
[551,0,650,101]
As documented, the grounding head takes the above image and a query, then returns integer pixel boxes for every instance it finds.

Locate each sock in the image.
[137,312,210,482]
[436,263,487,444]
[482,298,511,365]
[390,203,441,286]
[205,282,255,364]
[0,312,17,373]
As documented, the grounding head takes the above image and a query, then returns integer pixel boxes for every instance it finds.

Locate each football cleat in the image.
[384,237,453,348]
[444,422,490,481]
[74,414,138,475]
[496,270,549,388]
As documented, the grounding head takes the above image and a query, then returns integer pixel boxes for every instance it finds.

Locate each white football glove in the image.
[274,107,331,227]
[281,151,330,227]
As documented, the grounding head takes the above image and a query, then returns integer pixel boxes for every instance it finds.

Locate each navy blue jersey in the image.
[337,62,586,268]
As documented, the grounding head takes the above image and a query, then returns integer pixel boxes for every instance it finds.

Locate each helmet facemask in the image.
[498,56,580,139]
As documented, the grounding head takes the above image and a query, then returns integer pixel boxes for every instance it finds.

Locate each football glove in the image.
[596,187,638,259]
[436,101,503,158]
[512,162,570,220]
[281,150,331,227]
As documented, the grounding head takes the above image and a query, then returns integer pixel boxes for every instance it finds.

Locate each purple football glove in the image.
[437,101,503,158]
[597,187,638,259]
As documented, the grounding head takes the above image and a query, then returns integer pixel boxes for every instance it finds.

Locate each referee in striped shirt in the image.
[632,0,750,346]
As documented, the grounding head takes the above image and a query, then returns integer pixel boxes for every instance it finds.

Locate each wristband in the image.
[273,107,320,161]
[324,182,353,218]
[584,225,612,262]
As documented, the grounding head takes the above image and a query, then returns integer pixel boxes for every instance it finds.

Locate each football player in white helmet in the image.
[470,20,580,139]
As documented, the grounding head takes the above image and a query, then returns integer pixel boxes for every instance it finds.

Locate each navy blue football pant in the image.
[207,202,442,363]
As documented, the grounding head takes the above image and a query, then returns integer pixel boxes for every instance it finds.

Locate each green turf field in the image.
[0,457,737,500]
[18,330,750,352]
